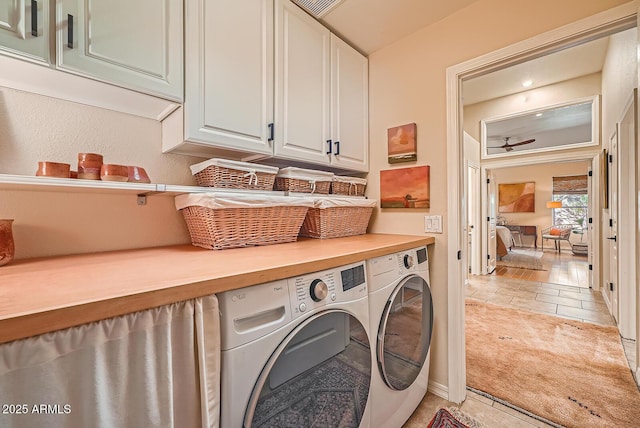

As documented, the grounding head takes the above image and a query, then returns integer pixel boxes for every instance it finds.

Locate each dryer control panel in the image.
[288,262,367,319]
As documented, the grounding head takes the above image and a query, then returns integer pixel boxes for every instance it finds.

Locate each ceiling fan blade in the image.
[507,138,536,147]
[505,146,514,152]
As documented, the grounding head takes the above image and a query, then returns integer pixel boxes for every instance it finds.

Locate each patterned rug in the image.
[427,407,486,428]
[251,351,370,428]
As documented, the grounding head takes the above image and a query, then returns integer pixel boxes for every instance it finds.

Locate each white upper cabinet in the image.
[330,34,368,171]
[0,0,50,63]
[183,0,273,155]
[56,0,183,101]
[273,0,331,165]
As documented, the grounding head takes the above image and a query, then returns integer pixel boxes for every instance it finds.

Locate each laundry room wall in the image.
[367,0,630,394]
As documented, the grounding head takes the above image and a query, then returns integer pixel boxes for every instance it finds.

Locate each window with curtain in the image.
[552,175,588,228]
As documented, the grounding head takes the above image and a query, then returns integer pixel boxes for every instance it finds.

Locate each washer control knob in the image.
[299,302,307,312]
[310,279,328,302]
[330,292,337,301]
[404,254,414,269]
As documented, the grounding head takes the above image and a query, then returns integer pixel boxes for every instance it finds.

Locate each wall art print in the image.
[380,165,430,208]
[387,123,417,163]
[498,182,535,213]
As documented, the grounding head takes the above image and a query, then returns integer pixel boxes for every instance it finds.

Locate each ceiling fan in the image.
[487,137,536,152]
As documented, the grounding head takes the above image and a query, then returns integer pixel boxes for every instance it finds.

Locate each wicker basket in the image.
[190,158,278,190]
[274,167,334,194]
[300,198,377,239]
[176,193,313,250]
[331,176,367,196]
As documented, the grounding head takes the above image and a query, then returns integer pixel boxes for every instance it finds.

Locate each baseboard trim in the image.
[427,380,449,400]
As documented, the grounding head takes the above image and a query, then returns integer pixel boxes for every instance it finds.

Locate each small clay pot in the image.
[36,161,71,178]
[0,219,15,267]
[100,164,129,182]
[127,166,151,183]
[78,153,103,180]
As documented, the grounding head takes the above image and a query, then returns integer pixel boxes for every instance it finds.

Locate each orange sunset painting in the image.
[380,166,430,208]
[387,123,417,163]
[498,182,535,213]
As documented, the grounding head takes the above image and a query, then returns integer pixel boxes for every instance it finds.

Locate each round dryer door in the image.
[377,274,433,390]
[244,309,372,428]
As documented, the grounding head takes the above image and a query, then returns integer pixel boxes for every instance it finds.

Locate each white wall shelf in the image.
[0,174,284,202]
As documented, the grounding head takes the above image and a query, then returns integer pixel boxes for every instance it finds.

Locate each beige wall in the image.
[0,87,203,258]
[492,161,590,248]
[367,0,631,390]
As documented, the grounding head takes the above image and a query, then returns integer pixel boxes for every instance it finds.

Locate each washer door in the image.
[244,309,371,428]
[377,274,433,390]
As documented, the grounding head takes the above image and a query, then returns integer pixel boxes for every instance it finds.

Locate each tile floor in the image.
[402,250,638,427]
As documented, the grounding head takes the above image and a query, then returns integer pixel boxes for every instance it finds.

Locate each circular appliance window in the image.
[244,309,372,428]
[377,274,433,390]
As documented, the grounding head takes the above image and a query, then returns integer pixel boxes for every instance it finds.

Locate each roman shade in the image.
[553,175,588,195]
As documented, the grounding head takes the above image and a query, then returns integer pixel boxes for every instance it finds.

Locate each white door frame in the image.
[445,2,638,403]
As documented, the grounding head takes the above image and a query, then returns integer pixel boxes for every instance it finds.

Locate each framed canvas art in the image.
[387,123,417,163]
[498,182,535,213]
[380,165,430,208]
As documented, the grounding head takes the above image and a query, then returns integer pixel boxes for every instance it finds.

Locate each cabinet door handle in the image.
[268,123,274,142]
[31,1,38,37]
[326,139,332,154]
[334,140,340,155]
[67,14,74,49]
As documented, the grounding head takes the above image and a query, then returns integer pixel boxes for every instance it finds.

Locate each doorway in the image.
[445,3,638,403]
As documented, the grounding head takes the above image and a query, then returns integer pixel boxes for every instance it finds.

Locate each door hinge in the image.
[487,217,490,222]
[487,254,490,260]
[610,219,613,227]
[588,217,592,224]
[609,154,613,163]
[589,264,593,271]
[588,170,593,177]
[457,250,462,260]
[609,282,614,291]
[487,178,490,184]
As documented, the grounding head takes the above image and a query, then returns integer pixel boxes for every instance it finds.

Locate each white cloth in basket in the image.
[175,192,315,210]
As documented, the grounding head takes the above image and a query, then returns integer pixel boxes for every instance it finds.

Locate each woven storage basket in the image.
[300,198,377,239]
[190,158,278,190]
[274,167,334,194]
[175,193,313,250]
[331,176,367,196]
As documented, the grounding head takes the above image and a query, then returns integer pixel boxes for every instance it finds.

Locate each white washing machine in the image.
[366,246,433,427]
[218,261,373,428]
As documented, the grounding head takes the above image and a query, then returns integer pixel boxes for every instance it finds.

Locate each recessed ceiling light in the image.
[522,80,533,87]
[536,113,543,117]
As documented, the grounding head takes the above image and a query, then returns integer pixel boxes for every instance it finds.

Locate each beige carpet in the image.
[496,249,545,270]
[466,301,640,427]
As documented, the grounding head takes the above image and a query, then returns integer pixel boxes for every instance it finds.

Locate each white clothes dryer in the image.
[219,261,373,428]
[366,246,433,428]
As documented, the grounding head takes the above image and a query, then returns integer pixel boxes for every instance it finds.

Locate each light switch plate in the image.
[424,215,443,233]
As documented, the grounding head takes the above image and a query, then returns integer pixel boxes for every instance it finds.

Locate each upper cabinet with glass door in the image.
[56,0,183,101]
[0,0,50,63]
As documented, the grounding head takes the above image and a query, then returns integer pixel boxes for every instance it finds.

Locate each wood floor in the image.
[493,248,589,287]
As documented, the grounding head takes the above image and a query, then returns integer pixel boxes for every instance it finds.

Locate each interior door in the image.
[468,163,481,275]
[608,126,619,322]
[487,171,497,273]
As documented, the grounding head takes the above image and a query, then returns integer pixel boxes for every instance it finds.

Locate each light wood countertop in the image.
[0,233,434,344]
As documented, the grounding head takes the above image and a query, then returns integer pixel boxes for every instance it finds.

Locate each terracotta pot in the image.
[0,219,15,267]
[100,164,129,182]
[36,161,71,178]
[127,166,151,183]
[78,153,103,180]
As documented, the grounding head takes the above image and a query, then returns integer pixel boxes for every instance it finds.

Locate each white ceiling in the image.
[462,37,610,106]
[319,0,479,55]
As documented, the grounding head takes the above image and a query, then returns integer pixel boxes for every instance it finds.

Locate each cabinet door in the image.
[56,0,183,101]
[330,35,368,172]
[0,0,49,63]
[184,0,273,156]
[274,0,331,165]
